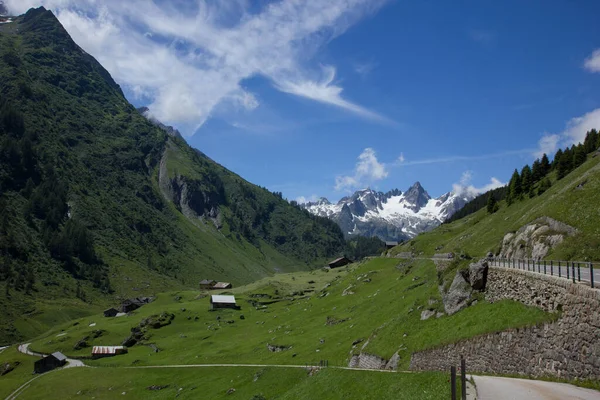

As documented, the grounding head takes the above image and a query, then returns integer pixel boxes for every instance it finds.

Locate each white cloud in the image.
[296,195,318,204]
[397,152,405,163]
[394,149,533,167]
[584,49,600,73]
[6,0,390,135]
[335,147,388,191]
[535,108,600,158]
[452,171,504,197]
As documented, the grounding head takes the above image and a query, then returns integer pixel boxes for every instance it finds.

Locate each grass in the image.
[391,155,600,261]
[1,365,457,400]
[0,346,37,399]
[27,258,552,370]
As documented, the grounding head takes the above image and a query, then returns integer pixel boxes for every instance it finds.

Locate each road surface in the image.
[473,375,600,400]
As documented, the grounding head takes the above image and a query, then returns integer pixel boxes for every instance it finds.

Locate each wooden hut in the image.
[385,241,399,250]
[200,279,217,289]
[103,307,119,317]
[212,282,232,290]
[328,257,352,268]
[34,352,67,373]
[92,346,128,359]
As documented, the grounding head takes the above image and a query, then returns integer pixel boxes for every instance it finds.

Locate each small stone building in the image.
[328,257,353,268]
[103,307,119,317]
[212,282,232,290]
[200,279,217,289]
[34,352,67,374]
[210,295,239,310]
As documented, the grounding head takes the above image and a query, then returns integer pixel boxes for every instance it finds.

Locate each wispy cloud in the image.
[584,49,600,73]
[354,61,377,77]
[335,147,388,191]
[534,108,600,158]
[296,195,319,204]
[6,0,390,135]
[452,171,504,197]
[394,149,533,167]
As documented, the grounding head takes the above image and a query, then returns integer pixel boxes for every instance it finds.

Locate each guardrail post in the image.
[591,263,595,288]
[544,260,547,275]
[566,261,569,279]
[451,366,457,400]
[558,261,561,278]
[461,358,467,400]
[577,263,581,282]
[550,260,553,276]
[572,262,576,283]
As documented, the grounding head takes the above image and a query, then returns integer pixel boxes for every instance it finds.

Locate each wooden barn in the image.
[199,279,217,289]
[34,352,67,374]
[212,282,232,290]
[210,295,239,310]
[103,307,119,317]
[92,346,128,359]
[328,257,353,268]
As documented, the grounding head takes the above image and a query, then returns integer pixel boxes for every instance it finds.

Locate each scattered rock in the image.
[326,316,348,326]
[73,336,90,350]
[267,344,291,352]
[352,338,364,346]
[420,310,436,321]
[226,388,236,395]
[147,385,169,391]
[1,361,19,376]
[240,315,245,320]
[342,285,355,296]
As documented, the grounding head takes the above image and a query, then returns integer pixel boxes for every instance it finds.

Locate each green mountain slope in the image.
[390,150,600,260]
[0,7,345,343]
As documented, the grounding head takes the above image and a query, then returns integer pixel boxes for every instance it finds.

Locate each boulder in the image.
[420,309,435,320]
[443,270,472,315]
[469,260,489,291]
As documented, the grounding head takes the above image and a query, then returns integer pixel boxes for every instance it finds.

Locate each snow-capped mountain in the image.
[302,182,473,242]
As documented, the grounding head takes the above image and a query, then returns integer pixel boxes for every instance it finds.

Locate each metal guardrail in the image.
[490,258,598,288]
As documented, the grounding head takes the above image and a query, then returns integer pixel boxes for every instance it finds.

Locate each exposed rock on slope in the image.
[498,217,578,260]
[440,260,488,315]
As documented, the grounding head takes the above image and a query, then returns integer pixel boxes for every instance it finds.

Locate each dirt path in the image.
[473,375,600,400]
[17,343,85,368]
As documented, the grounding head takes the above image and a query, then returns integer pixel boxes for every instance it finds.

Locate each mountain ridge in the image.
[302,183,473,241]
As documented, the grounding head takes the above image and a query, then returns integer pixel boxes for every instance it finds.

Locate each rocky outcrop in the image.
[498,217,578,260]
[158,146,223,228]
[440,260,489,315]
[411,267,600,381]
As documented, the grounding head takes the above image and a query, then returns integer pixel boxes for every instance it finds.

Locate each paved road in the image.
[473,375,600,400]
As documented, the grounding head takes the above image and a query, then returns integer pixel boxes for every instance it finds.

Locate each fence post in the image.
[566,261,569,280]
[538,260,541,273]
[558,261,561,278]
[577,263,581,282]
[461,358,467,400]
[572,263,576,284]
[451,366,457,400]
[550,260,553,276]
[591,263,595,288]
[544,260,547,275]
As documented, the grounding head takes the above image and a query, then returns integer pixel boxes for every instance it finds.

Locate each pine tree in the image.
[583,129,599,154]
[573,145,586,168]
[520,165,532,195]
[507,169,521,205]
[537,177,551,196]
[540,153,550,176]
[556,149,570,180]
[531,159,542,182]
[552,149,563,170]
[486,194,498,214]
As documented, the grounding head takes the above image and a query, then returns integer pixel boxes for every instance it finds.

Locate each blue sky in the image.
[7,0,600,201]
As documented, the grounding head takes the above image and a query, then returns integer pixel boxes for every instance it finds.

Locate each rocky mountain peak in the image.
[137,107,183,139]
[402,181,431,212]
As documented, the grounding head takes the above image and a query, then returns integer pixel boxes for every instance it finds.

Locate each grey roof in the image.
[385,241,399,246]
[211,295,236,304]
[200,279,216,285]
[51,352,67,362]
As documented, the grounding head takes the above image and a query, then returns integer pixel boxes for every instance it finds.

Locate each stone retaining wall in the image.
[410,267,600,380]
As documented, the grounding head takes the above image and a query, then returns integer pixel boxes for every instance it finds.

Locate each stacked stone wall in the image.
[410,267,600,380]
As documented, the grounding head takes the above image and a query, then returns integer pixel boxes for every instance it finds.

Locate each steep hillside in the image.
[390,149,600,260]
[303,183,472,241]
[0,7,345,343]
